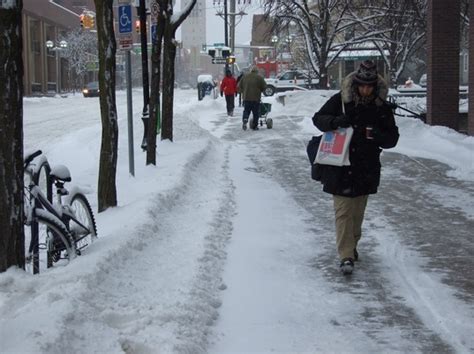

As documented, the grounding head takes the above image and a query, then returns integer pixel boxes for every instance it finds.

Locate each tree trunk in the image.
[0,0,24,272]
[161,27,177,142]
[94,0,118,212]
[147,1,165,165]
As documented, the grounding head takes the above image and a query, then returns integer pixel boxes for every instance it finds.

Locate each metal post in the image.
[224,0,229,71]
[126,50,135,176]
[229,0,235,73]
[138,0,150,151]
[56,50,61,93]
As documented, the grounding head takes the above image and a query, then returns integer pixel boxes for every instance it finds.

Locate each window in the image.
[280,72,295,80]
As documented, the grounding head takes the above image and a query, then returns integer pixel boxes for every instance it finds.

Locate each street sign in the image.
[118,5,132,34]
[118,34,133,50]
[212,58,227,64]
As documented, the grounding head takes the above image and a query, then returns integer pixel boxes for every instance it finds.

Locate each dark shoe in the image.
[251,126,259,131]
[354,248,359,262]
[340,258,354,275]
[242,120,248,130]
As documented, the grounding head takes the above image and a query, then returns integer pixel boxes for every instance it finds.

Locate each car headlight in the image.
[83,89,88,93]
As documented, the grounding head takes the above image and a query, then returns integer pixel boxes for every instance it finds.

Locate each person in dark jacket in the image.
[220,69,238,116]
[238,66,267,130]
[312,60,399,275]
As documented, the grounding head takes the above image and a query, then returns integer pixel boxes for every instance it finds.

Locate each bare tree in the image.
[146,0,195,162]
[147,0,166,165]
[161,0,196,141]
[354,0,427,86]
[0,0,24,272]
[263,0,384,88]
[94,0,118,212]
[60,28,98,92]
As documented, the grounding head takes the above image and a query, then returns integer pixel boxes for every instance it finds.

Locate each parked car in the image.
[82,81,99,97]
[263,70,319,96]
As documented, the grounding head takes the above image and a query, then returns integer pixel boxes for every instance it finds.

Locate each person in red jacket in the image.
[220,69,238,116]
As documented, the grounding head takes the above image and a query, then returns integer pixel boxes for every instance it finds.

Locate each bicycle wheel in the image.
[33,159,52,202]
[24,159,53,274]
[24,210,76,274]
[68,193,97,253]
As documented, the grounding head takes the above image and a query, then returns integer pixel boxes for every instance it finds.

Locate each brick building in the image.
[22,0,95,95]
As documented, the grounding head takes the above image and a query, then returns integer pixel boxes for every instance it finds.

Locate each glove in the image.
[220,91,223,97]
[331,114,351,129]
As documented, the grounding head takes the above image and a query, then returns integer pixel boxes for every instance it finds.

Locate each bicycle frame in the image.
[26,184,64,226]
[25,161,91,237]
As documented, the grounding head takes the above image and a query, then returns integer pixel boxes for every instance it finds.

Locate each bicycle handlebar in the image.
[24,150,42,169]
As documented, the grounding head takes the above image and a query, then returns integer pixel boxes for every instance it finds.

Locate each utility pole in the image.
[214,0,249,72]
[224,0,229,71]
[229,0,235,73]
[224,0,229,47]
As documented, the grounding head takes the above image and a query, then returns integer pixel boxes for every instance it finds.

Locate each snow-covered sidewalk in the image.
[0,89,473,353]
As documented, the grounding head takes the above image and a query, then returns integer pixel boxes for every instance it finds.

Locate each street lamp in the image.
[46,40,68,93]
[271,35,278,75]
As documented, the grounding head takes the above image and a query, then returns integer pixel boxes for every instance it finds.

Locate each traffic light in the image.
[222,49,230,58]
[80,14,94,29]
[208,49,216,58]
[226,56,236,64]
[135,20,140,33]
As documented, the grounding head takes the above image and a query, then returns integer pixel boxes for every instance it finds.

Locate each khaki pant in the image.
[333,195,369,260]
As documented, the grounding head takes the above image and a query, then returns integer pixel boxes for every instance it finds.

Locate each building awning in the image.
[330,49,389,61]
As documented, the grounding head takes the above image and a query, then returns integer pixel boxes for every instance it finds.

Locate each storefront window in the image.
[29,19,42,92]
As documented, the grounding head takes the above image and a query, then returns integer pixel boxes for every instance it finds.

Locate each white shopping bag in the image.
[315,126,353,166]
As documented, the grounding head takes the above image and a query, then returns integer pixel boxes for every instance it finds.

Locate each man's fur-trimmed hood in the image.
[341,71,389,106]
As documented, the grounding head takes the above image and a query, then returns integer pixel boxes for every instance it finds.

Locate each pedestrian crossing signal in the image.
[135,20,140,33]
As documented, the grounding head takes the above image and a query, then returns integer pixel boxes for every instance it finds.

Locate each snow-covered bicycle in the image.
[24,150,97,274]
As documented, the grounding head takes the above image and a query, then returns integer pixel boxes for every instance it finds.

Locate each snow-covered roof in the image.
[336,49,389,58]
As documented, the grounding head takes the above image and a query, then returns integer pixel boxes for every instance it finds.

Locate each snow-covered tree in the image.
[147,0,165,165]
[263,0,385,88]
[0,0,24,272]
[161,0,197,141]
[146,0,196,164]
[353,0,427,86]
[94,0,118,212]
[60,28,98,91]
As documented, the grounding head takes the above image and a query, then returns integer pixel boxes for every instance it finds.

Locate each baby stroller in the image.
[257,102,273,129]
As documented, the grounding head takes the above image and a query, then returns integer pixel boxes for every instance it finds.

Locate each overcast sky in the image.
[176,0,263,45]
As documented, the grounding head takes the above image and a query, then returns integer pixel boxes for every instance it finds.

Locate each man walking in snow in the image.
[312,60,399,275]
[238,66,267,130]
[220,69,238,116]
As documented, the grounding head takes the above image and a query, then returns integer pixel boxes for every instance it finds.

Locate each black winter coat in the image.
[312,91,399,197]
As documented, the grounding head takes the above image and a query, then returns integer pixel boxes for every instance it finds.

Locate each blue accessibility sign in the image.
[118,5,132,34]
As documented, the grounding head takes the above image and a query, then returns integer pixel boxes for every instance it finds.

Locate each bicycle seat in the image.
[50,164,72,182]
